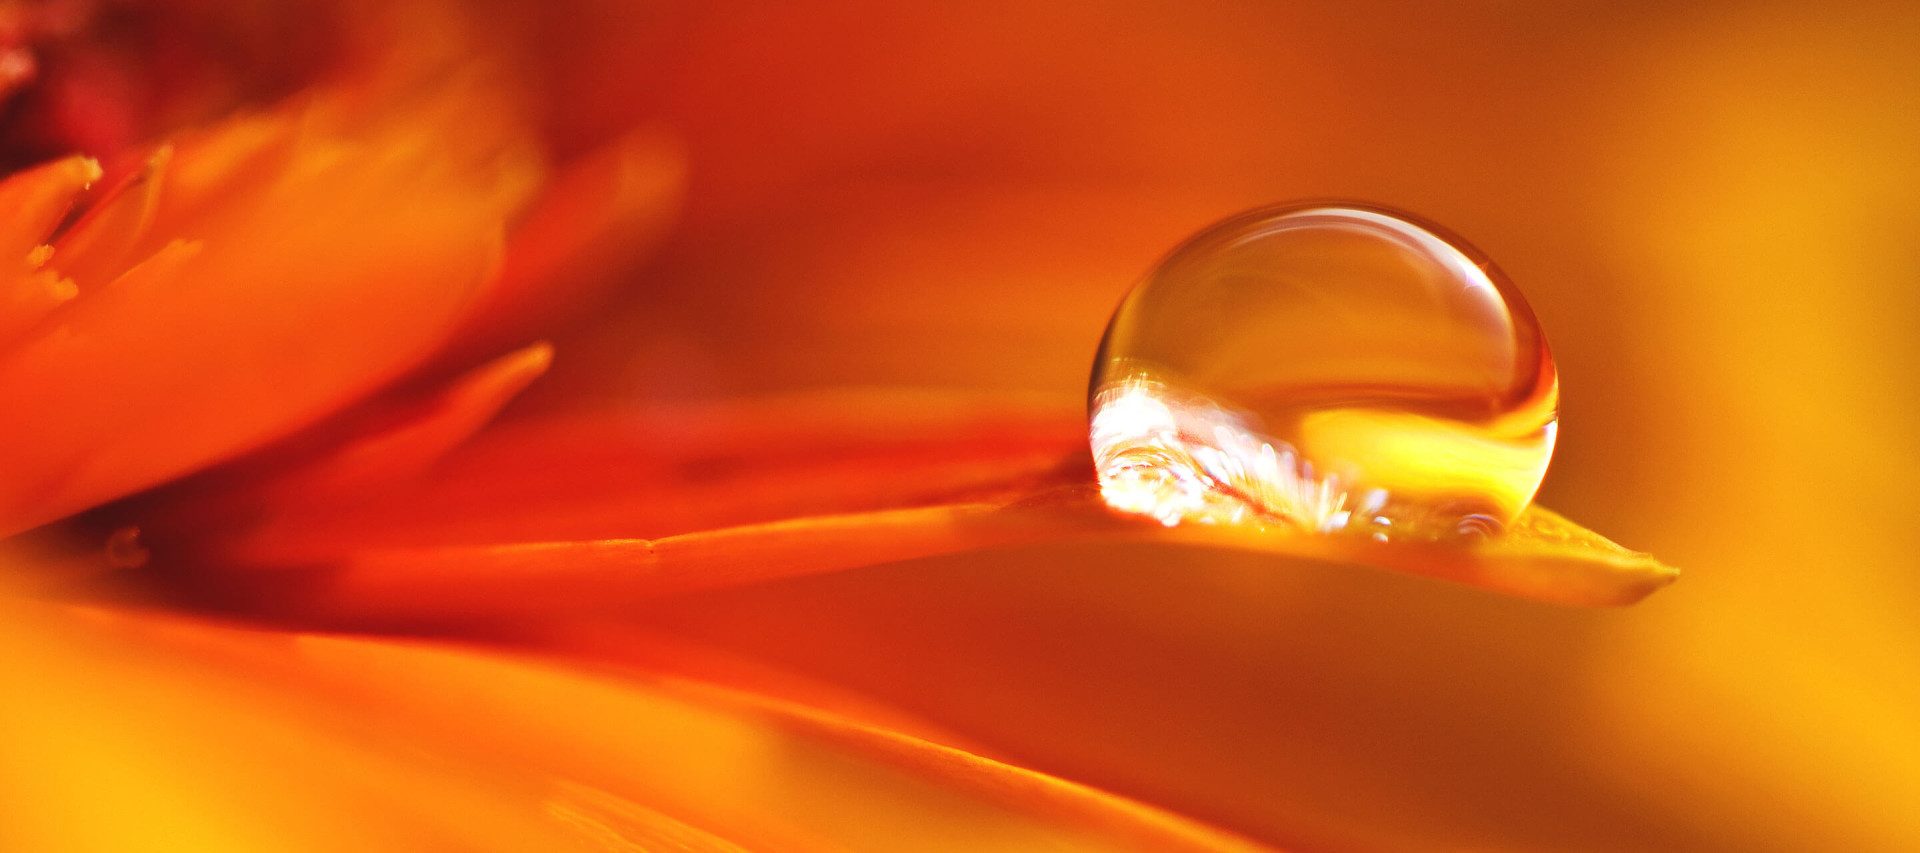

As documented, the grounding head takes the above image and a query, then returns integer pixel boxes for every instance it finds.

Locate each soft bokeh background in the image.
[490,2,1918,850]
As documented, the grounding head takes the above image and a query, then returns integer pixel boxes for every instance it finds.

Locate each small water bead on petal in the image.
[1089,203,1559,541]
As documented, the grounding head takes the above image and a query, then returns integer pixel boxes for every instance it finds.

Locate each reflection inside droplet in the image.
[1089,203,1558,540]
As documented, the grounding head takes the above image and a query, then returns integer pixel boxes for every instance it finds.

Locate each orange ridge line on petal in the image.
[299,492,1674,623]
[263,341,556,504]
[310,503,1015,620]
[646,675,1287,853]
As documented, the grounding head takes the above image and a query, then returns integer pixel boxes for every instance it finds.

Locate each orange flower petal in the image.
[278,497,1668,627]
[0,154,100,263]
[609,537,1713,852]
[0,594,1278,853]
[0,86,538,537]
[0,267,76,347]
[443,129,684,360]
[0,155,98,345]
[296,505,1005,623]
[219,390,1081,560]
[50,144,171,291]
[261,342,556,505]
[1017,494,1677,608]
[513,620,996,753]
[147,111,301,235]
[126,342,556,559]
[196,393,1669,619]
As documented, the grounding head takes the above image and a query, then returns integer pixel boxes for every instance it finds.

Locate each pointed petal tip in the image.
[1470,504,1679,606]
[506,339,556,373]
[238,340,559,509]
[1022,496,1680,608]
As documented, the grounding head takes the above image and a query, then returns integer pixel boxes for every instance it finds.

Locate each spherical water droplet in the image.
[1089,203,1558,540]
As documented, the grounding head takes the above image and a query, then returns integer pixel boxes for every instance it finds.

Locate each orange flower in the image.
[0,0,678,538]
[5,1,1919,852]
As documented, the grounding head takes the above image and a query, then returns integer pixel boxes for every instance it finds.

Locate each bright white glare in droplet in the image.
[1088,202,1559,540]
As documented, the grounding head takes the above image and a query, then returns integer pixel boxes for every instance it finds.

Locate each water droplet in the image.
[1089,202,1558,540]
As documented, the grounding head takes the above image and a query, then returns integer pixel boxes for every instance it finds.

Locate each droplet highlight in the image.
[1089,203,1558,540]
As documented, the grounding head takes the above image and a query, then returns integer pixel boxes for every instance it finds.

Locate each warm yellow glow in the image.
[1298,405,1556,523]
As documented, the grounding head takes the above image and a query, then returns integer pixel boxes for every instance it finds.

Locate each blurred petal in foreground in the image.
[0,593,1273,853]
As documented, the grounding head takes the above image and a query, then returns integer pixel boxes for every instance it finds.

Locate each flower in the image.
[0,2,1284,849]
[5,1,1920,852]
